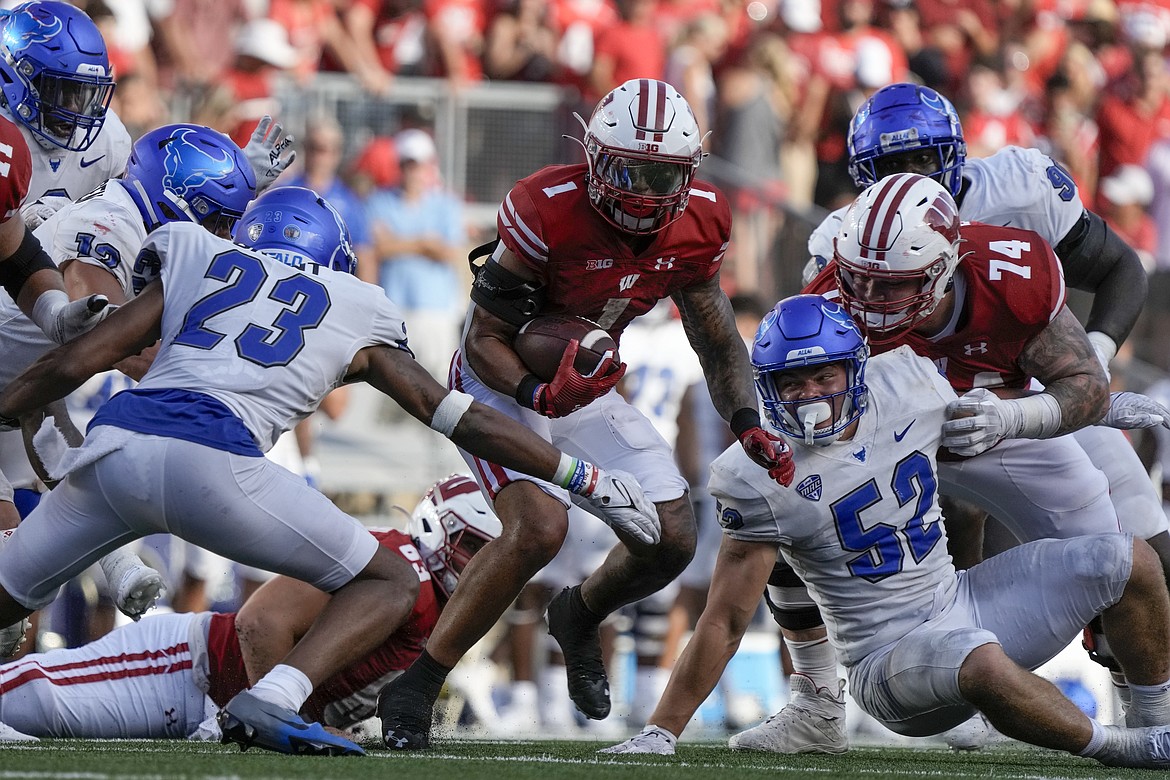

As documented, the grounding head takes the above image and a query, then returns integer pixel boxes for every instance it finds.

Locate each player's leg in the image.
[0,612,210,738]
[729,556,846,753]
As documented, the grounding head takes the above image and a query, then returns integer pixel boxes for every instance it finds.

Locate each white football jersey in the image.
[807,146,1086,266]
[1,106,131,203]
[618,311,704,448]
[708,346,957,666]
[34,179,151,296]
[132,223,411,452]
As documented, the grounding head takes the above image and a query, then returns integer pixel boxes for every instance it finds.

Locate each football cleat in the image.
[377,675,435,750]
[547,586,610,719]
[217,691,364,756]
[0,721,37,742]
[100,551,166,620]
[599,725,677,754]
[728,674,848,754]
[1093,723,1170,769]
[942,712,1007,750]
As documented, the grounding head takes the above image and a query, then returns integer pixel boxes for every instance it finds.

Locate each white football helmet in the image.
[833,173,961,344]
[408,475,502,599]
[580,78,703,235]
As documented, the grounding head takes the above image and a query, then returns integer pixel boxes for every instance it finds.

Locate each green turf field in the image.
[0,739,1151,779]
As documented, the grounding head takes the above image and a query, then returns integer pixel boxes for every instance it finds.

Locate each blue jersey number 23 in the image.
[830,451,943,582]
[173,249,331,367]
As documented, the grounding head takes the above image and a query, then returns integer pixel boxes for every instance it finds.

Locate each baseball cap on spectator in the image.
[235,19,299,69]
[350,136,400,189]
[1101,164,1155,206]
[395,128,437,164]
[780,0,822,32]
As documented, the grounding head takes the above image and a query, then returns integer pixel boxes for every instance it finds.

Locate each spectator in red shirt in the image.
[588,0,665,101]
[222,18,299,148]
[1099,163,1158,268]
[1096,45,1170,180]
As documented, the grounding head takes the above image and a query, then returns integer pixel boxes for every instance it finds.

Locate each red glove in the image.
[739,426,795,487]
[531,340,626,418]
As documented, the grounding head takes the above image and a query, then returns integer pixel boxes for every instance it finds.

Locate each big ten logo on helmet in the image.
[586,258,614,270]
[638,142,660,152]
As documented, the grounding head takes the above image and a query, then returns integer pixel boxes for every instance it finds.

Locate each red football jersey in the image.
[205,529,441,722]
[495,163,731,340]
[0,115,31,220]
[806,222,1065,392]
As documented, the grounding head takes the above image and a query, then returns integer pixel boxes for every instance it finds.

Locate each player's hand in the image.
[244,116,296,194]
[532,340,625,418]
[46,294,112,345]
[942,388,1019,456]
[580,468,661,545]
[1099,391,1170,430]
[739,426,795,487]
[20,195,71,231]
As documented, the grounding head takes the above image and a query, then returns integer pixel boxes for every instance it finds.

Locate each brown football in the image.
[514,315,619,381]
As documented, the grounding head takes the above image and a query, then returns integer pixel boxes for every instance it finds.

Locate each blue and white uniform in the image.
[0,223,411,608]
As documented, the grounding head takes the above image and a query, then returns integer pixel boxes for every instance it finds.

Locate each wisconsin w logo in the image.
[618,274,639,292]
[162,128,235,198]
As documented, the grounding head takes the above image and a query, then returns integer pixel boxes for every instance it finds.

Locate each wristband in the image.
[429,390,474,436]
[1006,392,1063,439]
[515,373,544,409]
[730,407,762,439]
[553,452,598,495]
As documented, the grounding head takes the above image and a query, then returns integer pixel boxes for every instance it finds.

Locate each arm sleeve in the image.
[1055,209,1147,345]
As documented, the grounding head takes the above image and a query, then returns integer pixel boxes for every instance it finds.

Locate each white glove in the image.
[20,195,71,231]
[598,725,677,754]
[243,116,296,194]
[1099,391,1170,430]
[38,291,112,345]
[581,469,661,545]
[942,388,1020,457]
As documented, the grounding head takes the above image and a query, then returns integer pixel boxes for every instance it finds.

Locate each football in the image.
[514,315,619,381]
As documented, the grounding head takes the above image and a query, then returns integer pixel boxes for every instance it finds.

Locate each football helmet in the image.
[0,1,114,152]
[123,124,256,237]
[752,294,869,446]
[847,83,967,196]
[234,185,359,274]
[579,78,703,235]
[834,173,961,344]
[408,475,502,599]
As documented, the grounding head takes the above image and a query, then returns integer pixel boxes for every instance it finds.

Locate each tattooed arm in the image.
[672,275,757,423]
[1017,306,1110,434]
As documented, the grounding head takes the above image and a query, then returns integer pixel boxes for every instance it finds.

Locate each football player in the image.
[376,78,794,751]
[0,474,500,744]
[737,173,1164,754]
[0,185,659,756]
[603,294,1170,772]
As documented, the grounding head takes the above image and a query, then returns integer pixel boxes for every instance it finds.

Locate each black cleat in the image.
[377,676,435,750]
[547,586,610,719]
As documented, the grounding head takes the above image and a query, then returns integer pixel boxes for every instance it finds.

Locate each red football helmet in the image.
[408,474,501,599]
[579,78,704,235]
[833,173,961,344]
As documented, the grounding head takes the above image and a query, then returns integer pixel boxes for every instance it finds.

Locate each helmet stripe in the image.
[654,79,666,142]
[635,79,649,140]
[860,173,916,263]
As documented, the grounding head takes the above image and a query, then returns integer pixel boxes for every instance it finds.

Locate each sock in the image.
[1079,718,1107,757]
[569,585,605,625]
[510,680,539,714]
[98,547,147,589]
[1127,679,1170,727]
[398,649,453,702]
[539,665,575,727]
[249,664,314,712]
[787,636,839,692]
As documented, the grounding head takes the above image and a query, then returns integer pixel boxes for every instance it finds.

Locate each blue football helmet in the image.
[0,1,115,152]
[847,83,967,196]
[234,186,359,275]
[752,294,869,447]
[122,124,256,237]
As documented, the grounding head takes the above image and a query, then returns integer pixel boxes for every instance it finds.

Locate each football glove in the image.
[244,116,296,194]
[1099,391,1170,430]
[580,468,660,545]
[531,340,625,418]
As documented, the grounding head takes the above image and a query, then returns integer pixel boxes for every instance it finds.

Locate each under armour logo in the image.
[164,707,178,727]
[619,274,639,292]
[653,257,675,271]
[963,342,988,356]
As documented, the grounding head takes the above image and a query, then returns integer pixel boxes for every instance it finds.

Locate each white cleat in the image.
[0,721,38,742]
[943,712,1007,751]
[729,674,848,754]
[599,725,677,755]
[100,550,166,620]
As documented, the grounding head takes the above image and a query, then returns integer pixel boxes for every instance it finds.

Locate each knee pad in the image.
[764,559,823,630]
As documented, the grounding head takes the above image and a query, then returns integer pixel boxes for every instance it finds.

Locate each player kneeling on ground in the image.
[603,294,1170,770]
